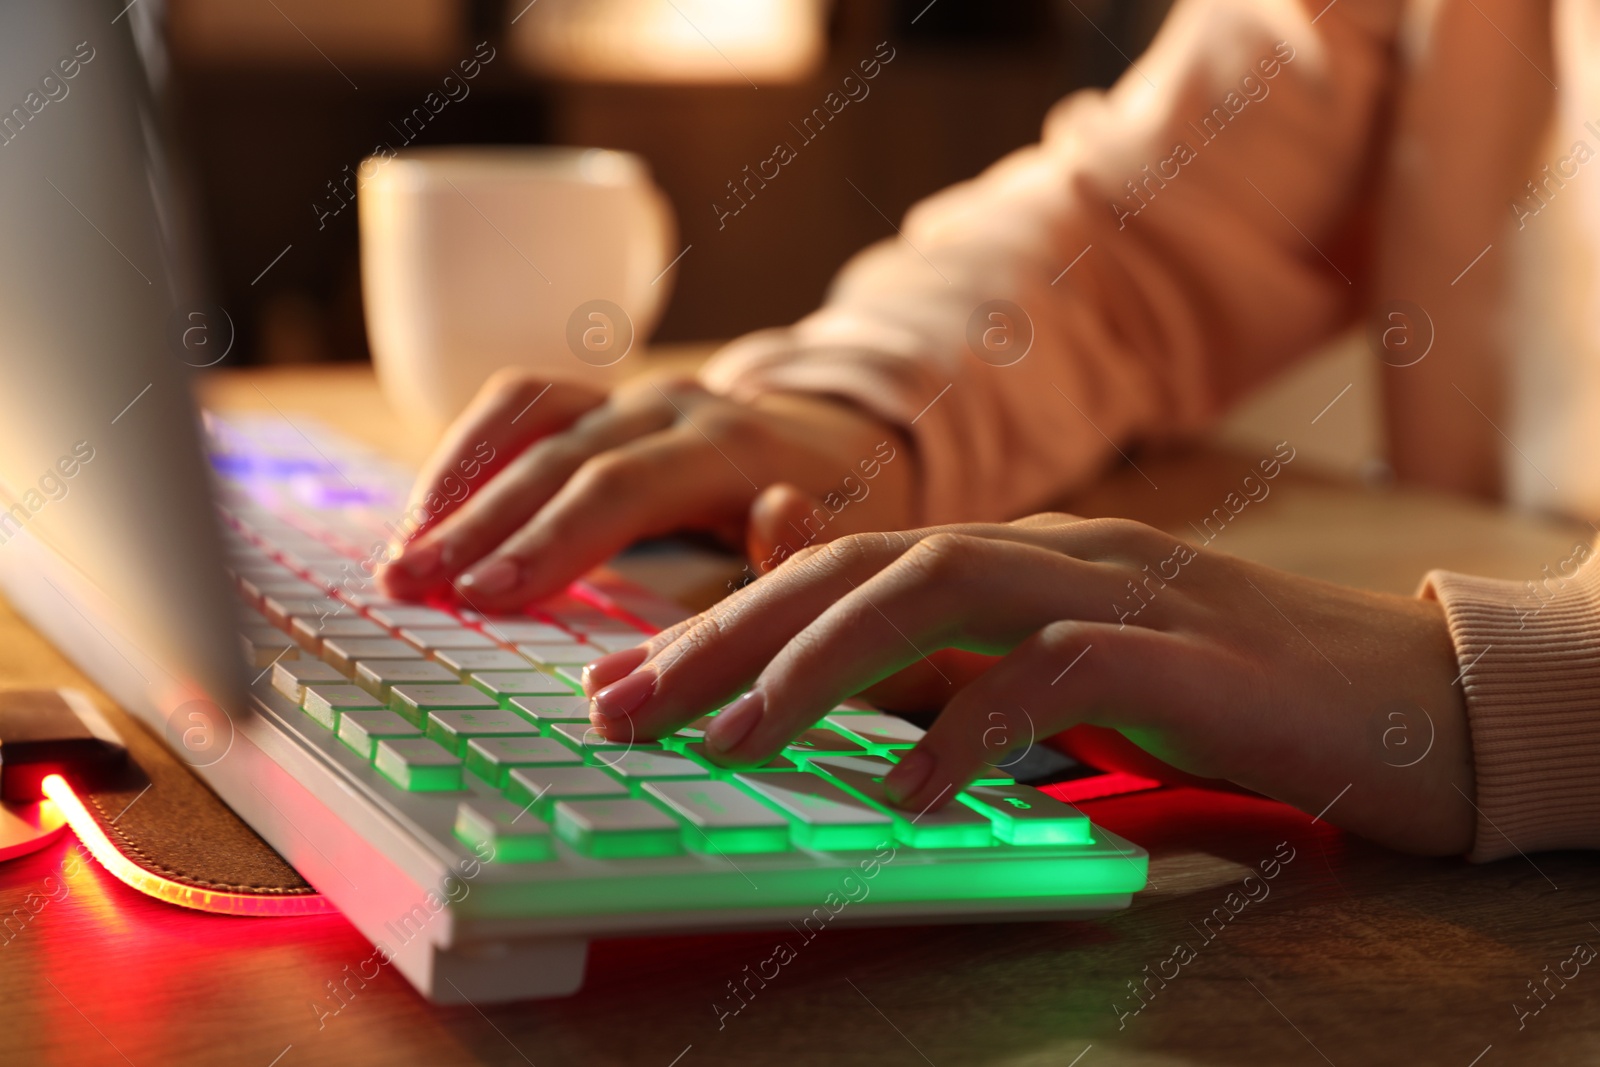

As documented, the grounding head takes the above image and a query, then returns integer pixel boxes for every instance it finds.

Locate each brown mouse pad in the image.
[81,699,318,903]
[0,593,315,905]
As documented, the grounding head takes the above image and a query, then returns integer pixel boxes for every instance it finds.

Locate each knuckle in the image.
[695,405,763,450]
[900,532,986,583]
[570,452,641,497]
[1087,516,1155,542]
[813,531,897,574]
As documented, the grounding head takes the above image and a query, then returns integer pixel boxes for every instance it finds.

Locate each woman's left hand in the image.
[583,511,1476,856]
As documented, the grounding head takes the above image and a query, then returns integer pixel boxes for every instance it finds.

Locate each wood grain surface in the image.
[1,362,1597,1067]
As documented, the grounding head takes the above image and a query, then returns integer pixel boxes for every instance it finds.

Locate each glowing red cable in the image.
[41,774,333,917]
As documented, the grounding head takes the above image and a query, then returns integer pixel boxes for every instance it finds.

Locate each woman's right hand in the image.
[378,369,917,611]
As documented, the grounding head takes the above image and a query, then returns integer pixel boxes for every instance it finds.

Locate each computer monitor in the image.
[0,0,244,757]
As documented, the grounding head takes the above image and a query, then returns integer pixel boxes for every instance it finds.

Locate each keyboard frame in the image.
[0,426,1149,1005]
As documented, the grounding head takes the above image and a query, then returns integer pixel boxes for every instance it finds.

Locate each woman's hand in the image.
[582,512,1476,856]
[378,371,916,610]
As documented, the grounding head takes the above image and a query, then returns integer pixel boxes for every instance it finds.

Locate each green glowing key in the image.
[733,771,894,851]
[680,742,799,772]
[427,708,542,755]
[469,670,574,698]
[374,737,463,792]
[465,736,582,785]
[355,659,458,698]
[437,649,533,674]
[548,722,664,758]
[782,727,868,756]
[301,683,382,729]
[506,766,628,809]
[506,696,593,723]
[644,780,790,854]
[391,683,499,726]
[272,659,347,703]
[337,709,422,759]
[453,799,554,863]
[594,751,710,779]
[554,798,681,858]
[958,784,1092,845]
[811,756,996,848]
[824,713,924,749]
[322,636,421,674]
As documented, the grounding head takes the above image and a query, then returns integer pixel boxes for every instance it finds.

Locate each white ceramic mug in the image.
[359,146,676,430]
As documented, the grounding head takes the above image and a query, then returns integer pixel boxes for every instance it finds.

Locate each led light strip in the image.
[41,774,334,917]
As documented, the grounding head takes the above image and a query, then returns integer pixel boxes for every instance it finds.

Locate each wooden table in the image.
[4,364,1599,1067]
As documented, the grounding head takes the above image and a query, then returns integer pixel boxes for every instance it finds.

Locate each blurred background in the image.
[156,0,1175,364]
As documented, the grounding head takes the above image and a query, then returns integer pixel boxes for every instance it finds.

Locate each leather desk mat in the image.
[0,593,310,900]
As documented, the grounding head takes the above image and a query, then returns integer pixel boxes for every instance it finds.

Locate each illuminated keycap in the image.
[374,737,463,792]
[337,710,422,759]
[548,722,664,758]
[469,670,574,698]
[324,636,422,673]
[681,742,799,772]
[453,799,554,863]
[506,766,628,808]
[390,683,498,726]
[506,696,593,723]
[825,713,924,748]
[782,728,868,756]
[263,595,347,628]
[580,631,647,654]
[465,736,582,785]
[355,659,458,697]
[515,642,594,667]
[733,771,894,850]
[239,625,297,669]
[645,780,790,854]
[437,649,533,674]
[594,751,709,779]
[811,756,994,848]
[476,620,571,644]
[554,798,680,858]
[367,605,460,628]
[272,659,346,702]
[302,683,383,729]
[958,785,1092,845]
[291,614,388,652]
[427,708,542,755]
[397,628,496,651]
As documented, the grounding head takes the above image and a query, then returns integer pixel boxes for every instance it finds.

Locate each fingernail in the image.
[706,690,763,755]
[582,647,649,696]
[398,541,442,579]
[456,557,518,595]
[884,748,934,806]
[590,669,656,721]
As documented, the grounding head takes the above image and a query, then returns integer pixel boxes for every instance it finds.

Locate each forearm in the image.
[706,0,1404,524]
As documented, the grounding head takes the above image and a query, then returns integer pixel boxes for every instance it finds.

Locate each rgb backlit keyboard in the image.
[205,414,1146,922]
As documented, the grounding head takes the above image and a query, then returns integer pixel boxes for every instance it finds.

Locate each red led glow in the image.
[40,774,333,917]
[1044,771,1163,804]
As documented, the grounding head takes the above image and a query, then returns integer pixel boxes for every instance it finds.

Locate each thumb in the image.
[745,482,837,579]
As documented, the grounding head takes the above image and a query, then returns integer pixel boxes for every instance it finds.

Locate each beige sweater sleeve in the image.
[701,0,1404,523]
[1422,547,1600,862]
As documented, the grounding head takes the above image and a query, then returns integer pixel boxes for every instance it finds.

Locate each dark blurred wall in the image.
[166,0,1171,364]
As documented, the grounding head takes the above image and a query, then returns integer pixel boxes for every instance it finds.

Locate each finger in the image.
[595,524,1145,748]
[698,534,1127,766]
[746,483,836,575]
[380,384,683,596]
[858,649,996,712]
[401,375,602,545]
[451,423,765,611]
[882,620,1197,810]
